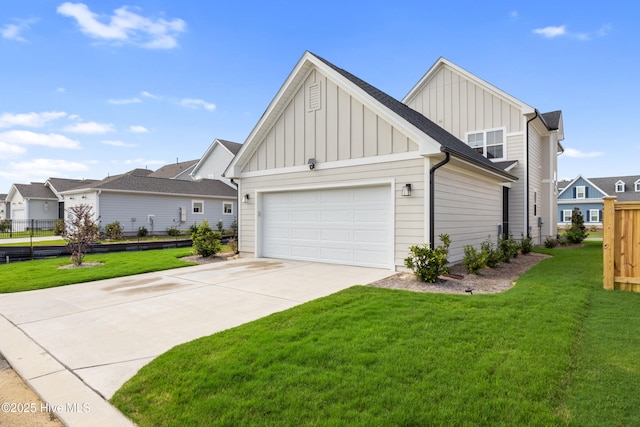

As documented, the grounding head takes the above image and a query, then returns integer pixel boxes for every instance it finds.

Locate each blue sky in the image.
[1,1,638,193]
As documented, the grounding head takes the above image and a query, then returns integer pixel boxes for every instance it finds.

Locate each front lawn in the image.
[111,242,640,426]
[0,248,195,293]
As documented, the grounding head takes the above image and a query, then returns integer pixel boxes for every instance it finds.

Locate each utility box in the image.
[179,207,187,222]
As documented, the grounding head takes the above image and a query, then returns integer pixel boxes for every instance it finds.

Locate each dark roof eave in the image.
[441,148,518,181]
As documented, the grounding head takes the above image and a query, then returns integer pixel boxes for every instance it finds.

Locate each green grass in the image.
[0,248,196,293]
[111,242,640,426]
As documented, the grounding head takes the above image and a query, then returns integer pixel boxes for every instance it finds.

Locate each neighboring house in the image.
[5,183,58,221]
[0,194,7,220]
[225,51,564,269]
[45,177,100,218]
[558,174,640,227]
[147,159,199,180]
[190,139,242,187]
[60,169,238,235]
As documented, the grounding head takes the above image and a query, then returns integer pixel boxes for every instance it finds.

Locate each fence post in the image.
[602,196,617,290]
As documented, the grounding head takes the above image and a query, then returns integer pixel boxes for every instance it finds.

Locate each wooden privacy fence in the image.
[603,196,640,292]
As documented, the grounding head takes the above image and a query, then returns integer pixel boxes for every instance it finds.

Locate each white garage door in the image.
[261,185,393,269]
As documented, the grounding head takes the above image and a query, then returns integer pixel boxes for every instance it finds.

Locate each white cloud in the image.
[563,148,603,158]
[129,125,148,133]
[63,121,115,134]
[0,141,27,158]
[102,140,137,147]
[56,87,66,93]
[108,97,141,105]
[10,159,89,176]
[57,3,186,49]
[0,130,81,149]
[180,98,216,111]
[0,111,67,128]
[533,25,566,38]
[141,91,159,99]
[1,18,37,42]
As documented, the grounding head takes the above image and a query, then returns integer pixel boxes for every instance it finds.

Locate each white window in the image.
[589,209,600,223]
[223,201,233,215]
[466,128,505,160]
[576,186,586,199]
[192,200,204,214]
[615,180,625,192]
[562,210,572,222]
[635,180,640,192]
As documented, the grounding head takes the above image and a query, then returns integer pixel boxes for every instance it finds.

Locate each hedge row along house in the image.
[225,52,565,269]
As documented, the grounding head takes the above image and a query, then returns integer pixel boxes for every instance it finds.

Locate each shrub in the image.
[104,221,123,240]
[499,234,520,263]
[544,237,558,248]
[0,219,11,233]
[565,207,588,244]
[189,223,199,236]
[137,226,148,238]
[228,237,238,253]
[64,204,99,266]
[463,244,488,274]
[192,219,222,257]
[481,238,502,268]
[404,234,450,283]
[216,220,224,233]
[53,219,65,236]
[520,234,533,254]
[166,226,182,236]
[230,218,238,237]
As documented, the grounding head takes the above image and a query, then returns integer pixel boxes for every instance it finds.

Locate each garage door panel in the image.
[262,186,392,269]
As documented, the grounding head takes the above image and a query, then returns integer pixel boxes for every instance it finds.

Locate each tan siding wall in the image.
[506,133,525,236]
[405,66,523,141]
[434,163,504,262]
[238,158,425,269]
[242,68,417,173]
[528,129,542,242]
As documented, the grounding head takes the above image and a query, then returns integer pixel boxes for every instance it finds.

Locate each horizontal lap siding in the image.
[434,164,504,262]
[238,158,425,269]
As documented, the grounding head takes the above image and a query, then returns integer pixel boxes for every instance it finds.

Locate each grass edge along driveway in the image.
[111,242,640,426]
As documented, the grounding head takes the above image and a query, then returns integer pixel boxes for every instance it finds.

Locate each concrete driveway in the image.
[0,258,394,426]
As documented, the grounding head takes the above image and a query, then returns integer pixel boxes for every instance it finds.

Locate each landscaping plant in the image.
[520,234,533,254]
[463,244,488,274]
[565,207,588,244]
[499,233,520,262]
[104,221,123,240]
[481,238,502,268]
[192,219,222,257]
[63,204,99,266]
[404,234,450,283]
[137,226,148,237]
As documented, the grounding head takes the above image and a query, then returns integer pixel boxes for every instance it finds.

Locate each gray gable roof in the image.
[14,183,57,199]
[46,177,100,193]
[67,174,237,198]
[148,160,199,179]
[540,110,561,130]
[219,140,242,155]
[589,175,640,202]
[311,53,517,181]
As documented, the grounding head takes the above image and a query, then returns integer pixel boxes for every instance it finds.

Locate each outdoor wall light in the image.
[307,158,316,170]
[401,183,412,197]
[242,194,250,203]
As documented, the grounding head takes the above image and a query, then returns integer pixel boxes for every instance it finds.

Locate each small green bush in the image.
[404,234,450,283]
[463,244,488,274]
[565,207,588,244]
[54,219,65,236]
[166,226,181,236]
[137,226,148,237]
[481,239,502,268]
[189,223,199,236]
[104,221,123,240]
[499,234,520,263]
[0,219,9,233]
[216,220,224,233]
[192,219,222,257]
[544,237,558,248]
[520,234,533,254]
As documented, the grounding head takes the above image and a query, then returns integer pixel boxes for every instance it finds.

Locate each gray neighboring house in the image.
[60,169,238,235]
[5,183,58,221]
[190,138,242,187]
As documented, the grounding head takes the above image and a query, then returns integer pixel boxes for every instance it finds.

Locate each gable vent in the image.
[308,82,321,111]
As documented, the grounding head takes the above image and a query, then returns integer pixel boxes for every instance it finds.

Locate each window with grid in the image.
[466,129,505,160]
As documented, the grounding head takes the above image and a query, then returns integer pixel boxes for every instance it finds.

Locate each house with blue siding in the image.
[558,174,640,227]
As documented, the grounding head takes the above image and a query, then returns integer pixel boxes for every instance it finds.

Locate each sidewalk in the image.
[0,236,63,245]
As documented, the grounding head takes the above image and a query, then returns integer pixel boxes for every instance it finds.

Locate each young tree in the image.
[192,219,222,257]
[565,207,588,244]
[64,204,99,266]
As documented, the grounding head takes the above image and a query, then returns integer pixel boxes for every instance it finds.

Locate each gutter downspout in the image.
[429,151,451,248]
[526,110,539,237]
[230,178,240,254]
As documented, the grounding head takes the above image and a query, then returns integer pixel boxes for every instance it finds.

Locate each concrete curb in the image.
[0,315,135,427]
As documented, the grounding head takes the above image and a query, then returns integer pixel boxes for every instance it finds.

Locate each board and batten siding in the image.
[238,158,425,270]
[242,68,416,173]
[404,65,523,141]
[96,192,236,234]
[433,163,505,262]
